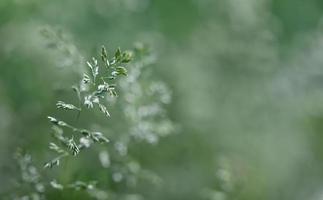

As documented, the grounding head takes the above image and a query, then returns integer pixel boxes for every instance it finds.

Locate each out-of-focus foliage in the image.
[2,0,323,200]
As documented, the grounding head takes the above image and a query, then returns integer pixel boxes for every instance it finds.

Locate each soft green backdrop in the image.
[2,0,323,199]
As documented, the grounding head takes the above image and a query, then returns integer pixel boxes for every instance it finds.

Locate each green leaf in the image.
[56,101,81,111]
[44,158,60,169]
[101,46,107,59]
[87,58,99,82]
[115,47,122,61]
[67,137,80,156]
[82,73,91,84]
[116,66,128,76]
[49,143,65,154]
[95,84,108,97]
[107,86,117,97]
[98,103,110,117]
[101,46,109,68]
[121,51,133,63]
[48,116,67,127]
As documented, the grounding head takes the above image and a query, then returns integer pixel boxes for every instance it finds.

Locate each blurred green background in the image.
[2,0,323,199]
